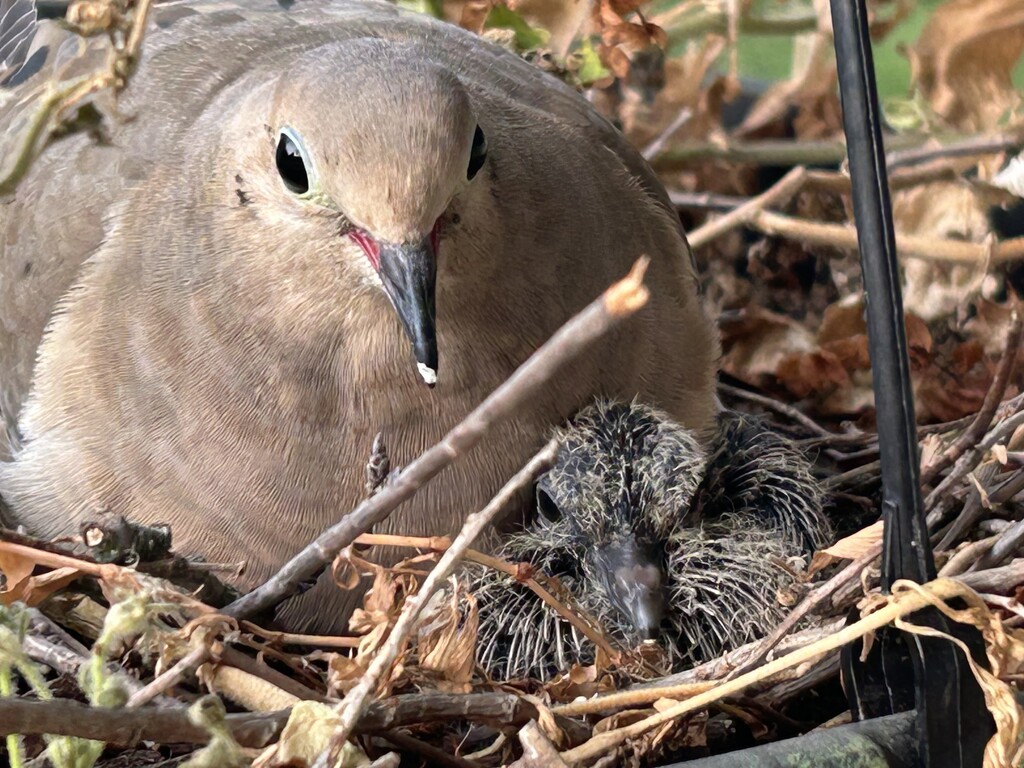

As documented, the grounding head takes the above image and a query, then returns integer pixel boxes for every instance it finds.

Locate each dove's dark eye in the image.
[276,128,310,195]
[467,125,487,180]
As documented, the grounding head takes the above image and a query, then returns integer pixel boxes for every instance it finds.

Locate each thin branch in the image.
[323,440,560,761]
[641,108,693,162]
[687,166,807,250]
[0,692,548,747]
[751,209,1024,265]
[558,578,976,764]
[380,729,480,768]
[717,381,833,437]
[886,133,1023,170]
[223,258,651,621]
[925,408,1024,523]
[972,518,1024,572]
[239,623,360,650]
[920,308,1022,487]
[652,131,1022,172]
[726,544,881,679]
[554,619,843,717]
[126,644,210,708]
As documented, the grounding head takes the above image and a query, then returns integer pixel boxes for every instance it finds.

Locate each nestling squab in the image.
[473,402,831,679]
[0,0,718,632]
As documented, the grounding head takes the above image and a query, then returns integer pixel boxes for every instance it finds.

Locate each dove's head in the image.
[531,401,708,643]
[261,39,486,387]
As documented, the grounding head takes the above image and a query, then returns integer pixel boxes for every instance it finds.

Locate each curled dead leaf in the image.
[808,520,883,577]
[908,0,1024,131]
[415,581,477,693]
[252,701,370,768]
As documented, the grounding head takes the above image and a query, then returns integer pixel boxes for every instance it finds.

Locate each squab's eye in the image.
[275,127,311,195]
[467,125,487,181]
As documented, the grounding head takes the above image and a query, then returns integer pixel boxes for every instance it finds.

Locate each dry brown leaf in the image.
[415,583,477,693]
[17,567,82,607]
[252,701,370,768]
[721,306,816,385]
[894,183,993,322]
[776,349,850,400]
[808,520,883,577]
[545,662,614,701]
[0,548,35,605]
[890,580,1024,766]
[908,0,1024,131]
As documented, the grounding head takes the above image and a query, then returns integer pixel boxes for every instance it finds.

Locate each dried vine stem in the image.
[223,258,651,621]
[559,578,979,765]
[322,440,560,762]
[348,533,621,660]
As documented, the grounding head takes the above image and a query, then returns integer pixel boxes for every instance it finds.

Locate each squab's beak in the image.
[377,237,438,387]
[595,540,667,641]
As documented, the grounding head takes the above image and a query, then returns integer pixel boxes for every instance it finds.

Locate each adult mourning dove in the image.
[0,0,719,632]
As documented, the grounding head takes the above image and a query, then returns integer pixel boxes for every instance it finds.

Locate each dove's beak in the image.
[377,237,438,387]
[594,540,666,641]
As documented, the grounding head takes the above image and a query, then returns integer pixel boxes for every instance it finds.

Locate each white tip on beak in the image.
[417,362,438,386]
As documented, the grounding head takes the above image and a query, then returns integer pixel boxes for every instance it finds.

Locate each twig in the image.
[920,309,1022,487]
[553,619,844,717]
[223,259,651,621]
[24,608,90,658]
[558,578,977,765]
[937,535,999,578]
[652,131,1022,171]
[925,408,1024,524]
[687,166,807,250]
[751,209,1024,265]
[641,108,693,162]
[20,634,152,701]
[959,559,1024,593]
[972,518,1024,572]
[0,691,551,747]
[935,461,1004,551]
[672,165,971,213]
[726,545,881,679]
[886,133,1023,169]
[381,729,479,768]
[510,721,570,767]
[239,623,360,650]
[323,441,560,761]
[718,381,833,437]
[826,459,882,490]
[126,644,210,708]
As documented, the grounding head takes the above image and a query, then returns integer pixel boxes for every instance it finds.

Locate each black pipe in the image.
[662,711,918,768]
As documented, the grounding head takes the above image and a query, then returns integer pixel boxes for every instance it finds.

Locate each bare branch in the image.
[222,259,651,621]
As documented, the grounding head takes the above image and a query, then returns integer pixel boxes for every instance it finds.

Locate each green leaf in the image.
[575,37,611,86]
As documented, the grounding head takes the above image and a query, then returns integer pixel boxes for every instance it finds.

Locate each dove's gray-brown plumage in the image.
[0,0,718,632]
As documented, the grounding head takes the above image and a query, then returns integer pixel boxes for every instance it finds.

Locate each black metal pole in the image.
[829,2,994,767]
[830,0,930,592]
